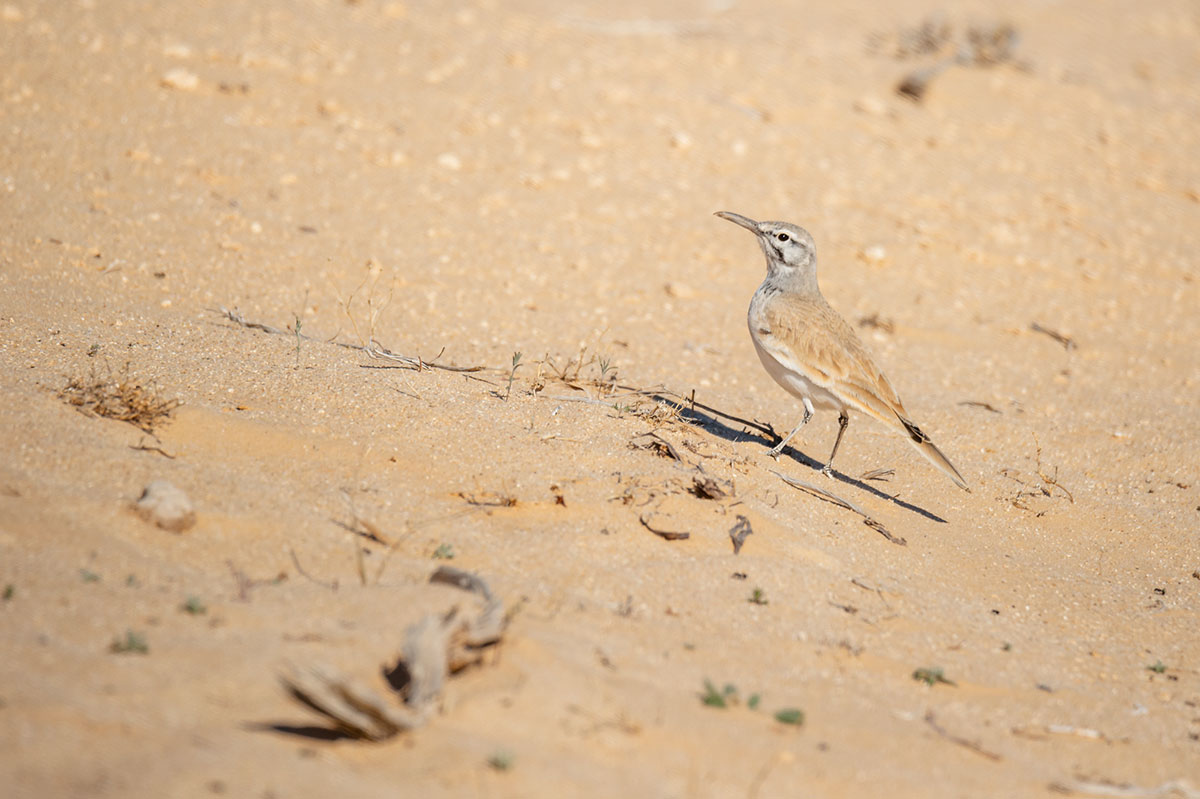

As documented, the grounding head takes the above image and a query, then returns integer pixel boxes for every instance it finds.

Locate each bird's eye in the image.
[776,232,790,242]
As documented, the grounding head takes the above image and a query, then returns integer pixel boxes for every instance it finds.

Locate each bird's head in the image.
[714,211,816,274]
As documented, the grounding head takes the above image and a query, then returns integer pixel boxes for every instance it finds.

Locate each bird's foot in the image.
[820,464,835,479]
[766,447,783,460]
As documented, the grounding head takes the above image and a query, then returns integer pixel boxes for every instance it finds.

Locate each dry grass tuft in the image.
[58,367,179,433]
[999,434,1074,515]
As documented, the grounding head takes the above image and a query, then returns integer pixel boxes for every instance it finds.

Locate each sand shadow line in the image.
[647,391,946,524]
[243,721,356,742]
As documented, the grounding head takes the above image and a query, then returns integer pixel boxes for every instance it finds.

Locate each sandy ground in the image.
[2,0,1199,796]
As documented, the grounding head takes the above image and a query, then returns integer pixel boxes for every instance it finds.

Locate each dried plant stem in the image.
[213,307,486,373]
[772,470,905,545]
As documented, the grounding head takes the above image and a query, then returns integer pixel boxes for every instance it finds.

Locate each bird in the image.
[714,211,969,491]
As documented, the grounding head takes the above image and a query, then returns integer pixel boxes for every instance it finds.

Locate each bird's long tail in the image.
[896,415,969,491]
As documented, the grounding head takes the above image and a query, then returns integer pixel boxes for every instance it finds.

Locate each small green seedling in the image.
[182,596,207,615]
[701,679,738,708]
[748,588,768,605]
[432,543,455,560]
[2,584,13,601]
[1147,660,1167,674]
[913,667,956,687]
[598,356,616,383]
[487,750,514,771]
[505,351,523,400]
[109,630,149,655]
[294,315,303,363]
[80,569,100,583]
[774,708,805,726]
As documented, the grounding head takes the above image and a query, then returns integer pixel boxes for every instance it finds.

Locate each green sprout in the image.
[912,667,956,687]
[109,630,149,655]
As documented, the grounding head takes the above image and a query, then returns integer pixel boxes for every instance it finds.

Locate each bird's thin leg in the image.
[821,411,850,478]
[768,398,814,458]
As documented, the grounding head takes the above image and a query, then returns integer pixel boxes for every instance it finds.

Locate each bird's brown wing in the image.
[761,294,908,422]
[762,294,969,490]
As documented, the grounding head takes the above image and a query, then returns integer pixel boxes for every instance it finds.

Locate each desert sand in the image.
[2,0,1198,796]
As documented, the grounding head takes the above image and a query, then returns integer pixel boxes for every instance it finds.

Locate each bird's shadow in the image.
[649,391,947,524]
[243,721,356,741]
[820,466,946,523]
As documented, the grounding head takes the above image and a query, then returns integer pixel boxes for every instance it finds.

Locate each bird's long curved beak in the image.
[714,211,759,232]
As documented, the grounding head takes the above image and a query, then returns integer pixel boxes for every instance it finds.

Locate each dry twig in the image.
[1012,723,1108,742]
[339,490,392,546]
[632,432,683,462]
[924,711,1002,761]
[454,491,517,508]
[889,19,1021,101]
[213,307,486,373]
[728,515,753,555]
[280,566,506,741]
[859,467,895,483]
[1030,321,1077,351]
[858,313,895,334]
[129,438,176,459]
[288,548,338,592]
[639,513,690,541]
[691,474,729,499]
[1049,779,1200,798]
[227,560,287,602]
[1000,433,1074,513]
[959,400,1001,414]
[772,471,905,545]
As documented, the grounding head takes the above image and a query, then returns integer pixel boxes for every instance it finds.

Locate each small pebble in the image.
[861,244,887,264]
[160,68,199,91]
[664,281,694,299]
[162,42,193,59]
[135,480,196,532]
[854,96,887,116]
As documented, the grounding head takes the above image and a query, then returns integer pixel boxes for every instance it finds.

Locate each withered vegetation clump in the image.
[58,367,179,433]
